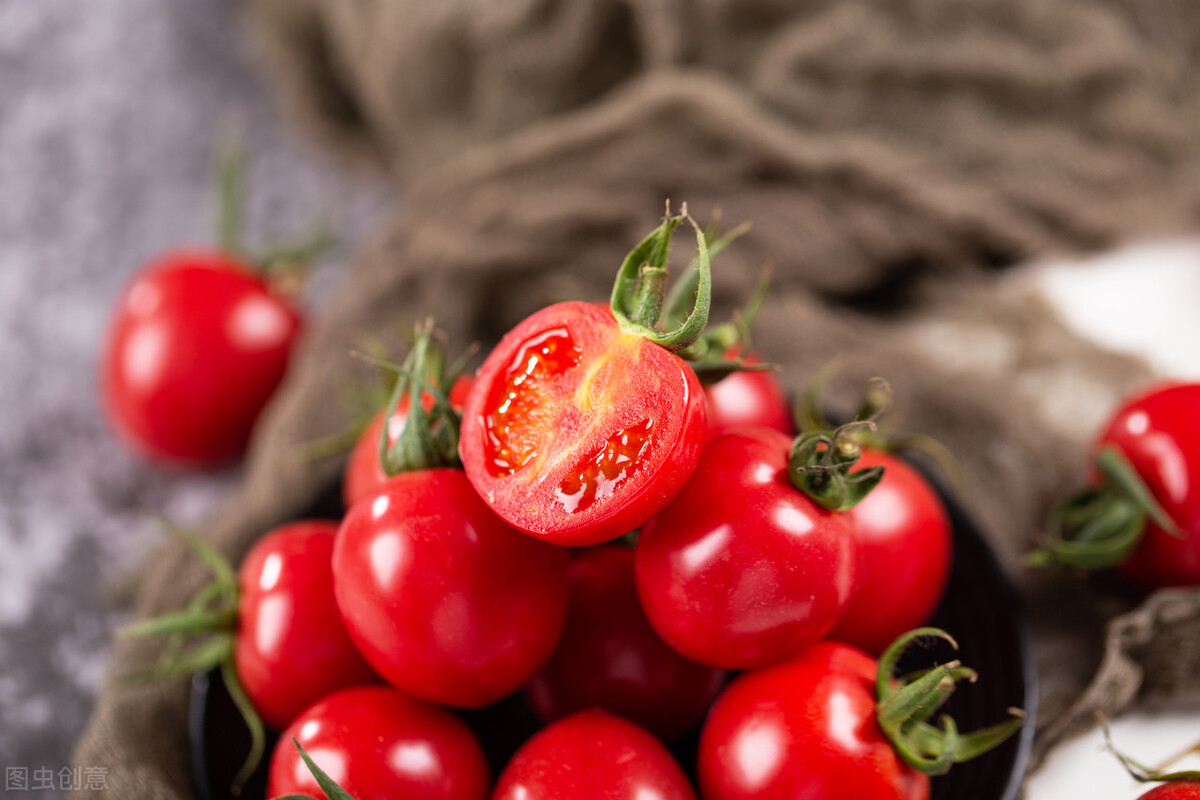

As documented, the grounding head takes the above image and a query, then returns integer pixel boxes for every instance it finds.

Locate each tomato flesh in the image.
[461,301,706,546]
[699,642,929,800]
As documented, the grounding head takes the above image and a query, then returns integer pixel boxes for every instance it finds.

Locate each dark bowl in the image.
[191,470,1037,800]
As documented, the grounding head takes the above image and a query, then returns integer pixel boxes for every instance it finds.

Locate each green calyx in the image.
[876,628,1025,777]
[610,204,712,353]
[788,420,885,511]
[1028,445,1180,570]
[214,130,332,285]
[117,519,264,796]
[367,321,471,476]
[273,740,359,800]
[1099,714,1200,785]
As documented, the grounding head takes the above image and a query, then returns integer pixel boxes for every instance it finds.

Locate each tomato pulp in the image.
[460,301,706,546]
[102,250,301,467]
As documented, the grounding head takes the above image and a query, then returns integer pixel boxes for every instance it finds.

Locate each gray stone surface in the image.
[0,0,390,781]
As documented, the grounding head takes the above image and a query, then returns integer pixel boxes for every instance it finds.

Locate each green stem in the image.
[788,420,884,511]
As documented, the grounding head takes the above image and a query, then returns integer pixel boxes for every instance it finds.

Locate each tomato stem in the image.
[1098,714,1200,784]
[787,419,884,511]
[876,628,1025,776]
[1028,445,1179,570]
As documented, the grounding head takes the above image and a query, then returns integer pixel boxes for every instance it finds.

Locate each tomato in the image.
[459,300,706,546]
[102,250,301,467]
[492,710,697,800]
[635,428,858,669]
[1100,383,1200,588]
[267,685,489,800]
[343,375,474,509]
[698,641,929,800]
[703,355,793,440]
[1138,786,1200,799]
[830,449,952,654]
[333,468,570,708]
[235,520,378,731]
[525,546,725,741]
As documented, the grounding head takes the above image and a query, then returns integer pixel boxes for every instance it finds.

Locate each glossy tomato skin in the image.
[102,250,301,467]
[460,301,706,546]
[699,642,929,800]
[492,710,697,800]
[235,520,378,731]
[830,450,952,655]
[525,546,726,741]
[267,685,489,800]
[333,469,570,708]
[703,355,794,441]
[1138,785,1200,800]
[1098,383,1200,588]
[635,428,858,669]
[342,375,475,509]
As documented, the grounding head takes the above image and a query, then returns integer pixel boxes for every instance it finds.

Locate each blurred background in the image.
[1,1,1198,798]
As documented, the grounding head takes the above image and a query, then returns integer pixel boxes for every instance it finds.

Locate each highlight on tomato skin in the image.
[459,300,707,547]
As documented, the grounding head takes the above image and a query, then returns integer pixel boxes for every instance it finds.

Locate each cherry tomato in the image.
[235,520,378,731]
[102,250,301,467]
[698,641,929,800]
[1138,785,1200,799]
[830,449,952,655]
[635,428,858,669]
[492,710,697,800]
[1100,383,1200,588]
[267,685,489,800]
[342,375,474,510]
[459,301,706,546]
[703,355,793,440]
[526,546,725,741]
[333,468,570,708]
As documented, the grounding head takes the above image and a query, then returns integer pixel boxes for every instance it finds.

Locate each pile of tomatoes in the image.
[120,206,1200,800]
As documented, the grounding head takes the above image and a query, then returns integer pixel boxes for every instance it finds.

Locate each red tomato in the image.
[342,375,475,509]
[525,546,725,741]
[102,250,301,467]
[703,356,794,441]
[1099,383,1200,588]
[1139,786,1200,800]
[830,450,952,655]
[635,428,858,669]
[333,469,570,708]
[235,520,378,731]
[698,641,929,800]
[492,710,697,800]
[459,301,706,546]
[267,685,489,800]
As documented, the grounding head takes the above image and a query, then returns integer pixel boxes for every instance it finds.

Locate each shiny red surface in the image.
[831,450,953,654]
[492,710,697,800]
[703,359,794,440]
[342,375,474,510]
[526,546,726,742]
[699,642,929,800]
[1139,784,1200,800]
[332,469,569,708]
[635,428,858,670]
[235,520,378,731]
[1100,383,1200,588]
[460,301,706,546]
[102,250,301,466]
[267,685,489,800]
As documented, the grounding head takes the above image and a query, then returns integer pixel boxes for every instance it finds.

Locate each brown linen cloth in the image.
[74,0,1200,796]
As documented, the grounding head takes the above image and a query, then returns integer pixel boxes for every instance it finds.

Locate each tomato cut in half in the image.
[460,301,706,546]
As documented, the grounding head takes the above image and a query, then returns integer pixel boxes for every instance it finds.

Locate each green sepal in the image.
[1029,445,1180,570]
[876,628,1025,777]
[275,740,359,800]
[1099,714,1200,785]
[610,206,712,352]
[788,421,885,511]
